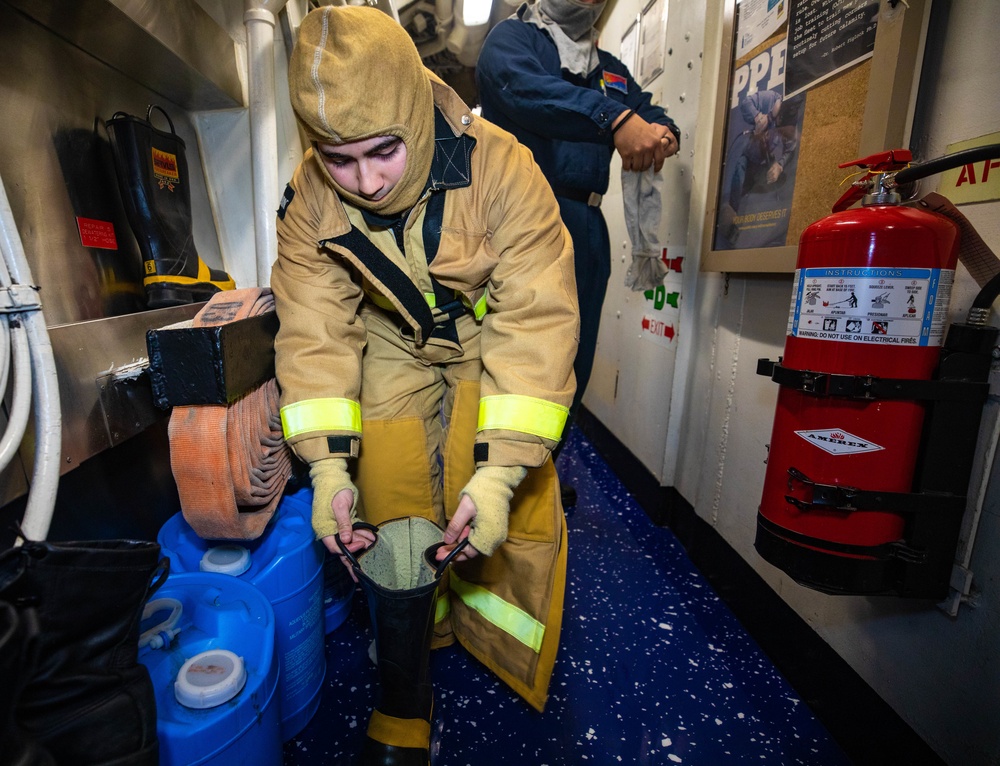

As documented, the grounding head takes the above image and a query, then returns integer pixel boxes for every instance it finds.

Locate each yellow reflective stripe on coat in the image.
[365,290,439,312]
[368,286,488,320]
[366,291,396,312]
[451,570,544,653]
[458,288,489,320]
[435,592,450,624]
[477,395,568,441]
[280,398,362,439]
[472,291,488,320]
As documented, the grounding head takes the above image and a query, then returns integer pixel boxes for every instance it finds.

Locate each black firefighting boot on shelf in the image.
[339,518,468,766]
[105,105,235,309]
[0,601,55,766]
[0,539,168,766]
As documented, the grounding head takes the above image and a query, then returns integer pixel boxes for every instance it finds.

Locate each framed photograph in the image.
[620,15,640,75]
[701,0,931,273]
[637,0,667,88]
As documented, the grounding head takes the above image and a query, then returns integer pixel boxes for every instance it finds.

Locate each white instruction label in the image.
[787,267,953,347]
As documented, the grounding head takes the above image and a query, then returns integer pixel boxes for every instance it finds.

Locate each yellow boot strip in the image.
[143,256,236,290]
[367,710,432,749]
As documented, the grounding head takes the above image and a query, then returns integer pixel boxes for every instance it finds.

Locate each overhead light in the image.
[462,0,492,27]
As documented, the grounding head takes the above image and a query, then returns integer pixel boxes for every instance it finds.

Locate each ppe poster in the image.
[713,37,806,252]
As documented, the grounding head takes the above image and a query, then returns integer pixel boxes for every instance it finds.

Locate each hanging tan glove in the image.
[459,465,528,556]
[308,457,359,540]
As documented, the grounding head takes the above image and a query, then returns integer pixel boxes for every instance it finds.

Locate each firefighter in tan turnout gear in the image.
[271,5,579,762]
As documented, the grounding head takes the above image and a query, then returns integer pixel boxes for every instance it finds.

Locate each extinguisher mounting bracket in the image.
[785,467,967,516]
[758,359,990,403]
[756,513,928,566]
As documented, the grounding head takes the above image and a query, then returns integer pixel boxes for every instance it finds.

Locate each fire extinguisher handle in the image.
[837,148,913,172]
[832,149,914,212]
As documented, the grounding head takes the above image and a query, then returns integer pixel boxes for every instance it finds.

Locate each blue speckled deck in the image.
[283,426,851,765]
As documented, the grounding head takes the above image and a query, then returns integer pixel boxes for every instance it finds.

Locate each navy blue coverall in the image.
[476,7,680,417]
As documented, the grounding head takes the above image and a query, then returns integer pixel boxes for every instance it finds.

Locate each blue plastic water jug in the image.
[138,572,281,766]
[277,486,356,633]
[158,493,325,741]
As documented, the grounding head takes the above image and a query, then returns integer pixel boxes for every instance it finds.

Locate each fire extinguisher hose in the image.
[167,288,293,540]
[894,143,1000,185]
[899,143,1000,319]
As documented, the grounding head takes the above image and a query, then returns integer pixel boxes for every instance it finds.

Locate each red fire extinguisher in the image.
[756,149,961,595]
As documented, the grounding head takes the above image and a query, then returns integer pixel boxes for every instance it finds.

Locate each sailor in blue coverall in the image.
[476,0,680,429]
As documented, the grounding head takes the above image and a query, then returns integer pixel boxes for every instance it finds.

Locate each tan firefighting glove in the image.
[459,465,528,556]
[309,457,359,540]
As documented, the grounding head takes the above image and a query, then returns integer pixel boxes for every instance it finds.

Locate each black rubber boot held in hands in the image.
[105,105,235,308]
[0,538,168,766]
[338,518,468,766]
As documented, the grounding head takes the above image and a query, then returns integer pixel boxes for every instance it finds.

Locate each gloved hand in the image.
[458,465,528,556]
[308,457,358,541]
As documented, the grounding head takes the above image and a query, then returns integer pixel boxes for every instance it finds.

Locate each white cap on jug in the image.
[199,545,251,576]
[174,649,247,709]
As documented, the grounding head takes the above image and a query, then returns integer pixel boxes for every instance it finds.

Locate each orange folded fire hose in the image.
[167,288,292,540]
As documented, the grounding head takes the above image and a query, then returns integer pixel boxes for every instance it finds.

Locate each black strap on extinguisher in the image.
[783,466,968,516]
[756,360,990,403]
[756,513,926,563]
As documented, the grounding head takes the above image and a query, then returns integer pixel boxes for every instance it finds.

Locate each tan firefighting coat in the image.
[272,75,578,467]
[271,75,579,711]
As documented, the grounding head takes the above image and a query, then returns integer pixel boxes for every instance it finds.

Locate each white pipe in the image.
[437,0,454,33]
[0,174,62,543]
[0,319,31,474]
[18,308,61,542]
[244,0,291,288]
[0,303,8,395]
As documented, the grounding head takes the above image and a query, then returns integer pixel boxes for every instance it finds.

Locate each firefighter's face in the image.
[317,136,408,202]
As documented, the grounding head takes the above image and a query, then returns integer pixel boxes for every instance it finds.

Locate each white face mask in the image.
[537,0,607,41]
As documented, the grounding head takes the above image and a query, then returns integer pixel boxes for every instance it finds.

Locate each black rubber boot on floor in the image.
[0,539,167,766]
[105,105,235,308]
[340,518,466,766]
[0,601,55,766]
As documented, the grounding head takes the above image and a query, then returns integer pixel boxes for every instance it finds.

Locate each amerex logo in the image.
[794,428,885,456]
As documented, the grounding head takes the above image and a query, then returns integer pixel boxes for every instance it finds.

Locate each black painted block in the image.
[145,310,279,408]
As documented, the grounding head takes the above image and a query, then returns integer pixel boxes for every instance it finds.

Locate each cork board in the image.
[787,58,871,242]
[702,0,928,273]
